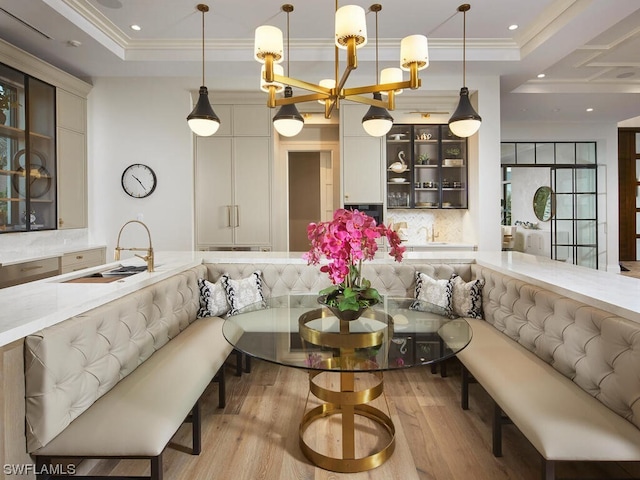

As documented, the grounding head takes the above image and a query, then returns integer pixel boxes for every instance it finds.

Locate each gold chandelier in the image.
[254,2,429,137]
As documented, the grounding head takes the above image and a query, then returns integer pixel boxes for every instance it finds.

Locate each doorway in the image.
[288,151,334,251]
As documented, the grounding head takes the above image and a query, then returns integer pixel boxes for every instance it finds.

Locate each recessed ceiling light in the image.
[553,108,561,112]
[586,108,594,112]
[130,24,141,31]
[537,73,546,78]
[67,40,82,47]
[508,24,519,31]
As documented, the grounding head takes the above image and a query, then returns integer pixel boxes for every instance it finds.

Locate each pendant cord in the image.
[201,8,205,85]
[286,9,290,77]
[375,8,379,84]
[462,9,466,87]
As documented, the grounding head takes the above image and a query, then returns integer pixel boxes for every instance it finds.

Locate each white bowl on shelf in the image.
[390,177,406,183]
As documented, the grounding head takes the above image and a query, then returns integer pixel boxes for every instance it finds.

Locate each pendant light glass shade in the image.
[400,35,429,70]
[188,86,221,136]
[273,86,304,137]
[187,4,220,137]
[254,25,284,63]
[362,92,393,137]
[449,87,481,137]
[335,5,367,49]
[261,64,285,93]
[317,79,336,104]
[380,67,403,96]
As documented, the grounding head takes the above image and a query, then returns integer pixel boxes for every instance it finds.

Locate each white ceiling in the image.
[0,0,639,124]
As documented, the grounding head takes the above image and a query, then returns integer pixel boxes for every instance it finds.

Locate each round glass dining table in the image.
[222,295,471,473]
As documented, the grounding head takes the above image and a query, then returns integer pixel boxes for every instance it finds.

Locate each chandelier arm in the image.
[273,92,330,105]
[344,94,389,108]
[344,80,418,97]
[272,75,333,96]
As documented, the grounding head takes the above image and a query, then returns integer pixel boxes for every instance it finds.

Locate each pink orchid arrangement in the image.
[303,208,405,312]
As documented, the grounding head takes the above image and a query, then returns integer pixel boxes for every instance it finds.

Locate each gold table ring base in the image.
[299,401,396,473]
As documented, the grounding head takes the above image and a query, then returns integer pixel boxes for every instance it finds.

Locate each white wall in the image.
[501,121,619,271]
[87,77,196,256]
[86,74,504,255]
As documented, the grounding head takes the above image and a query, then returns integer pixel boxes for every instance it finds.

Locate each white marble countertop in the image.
[0,243,107,266]
[2,249,640,348]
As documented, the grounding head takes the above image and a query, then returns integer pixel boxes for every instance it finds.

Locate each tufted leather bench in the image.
[458,265,640,480]
[24,265,233,480]
[23,261,471,480]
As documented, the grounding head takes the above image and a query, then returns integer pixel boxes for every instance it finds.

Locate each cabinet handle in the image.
[75,255,84,260]
[58,218,64,226]
[21,265,44,272]
[226,205,232,227]
[235,205,239,227]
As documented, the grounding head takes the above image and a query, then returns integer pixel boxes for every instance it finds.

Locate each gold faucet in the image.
[114,220,154,272]
[418,225,439,243]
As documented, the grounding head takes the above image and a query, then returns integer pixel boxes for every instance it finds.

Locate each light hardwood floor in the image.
[84,359,640,480]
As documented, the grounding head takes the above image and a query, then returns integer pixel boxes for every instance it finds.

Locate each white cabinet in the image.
[60,247,106,274]
[194,105,271,250]
[341,104,384,204]
[56,89,87,229]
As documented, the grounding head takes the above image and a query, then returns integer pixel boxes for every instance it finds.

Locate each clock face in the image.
[121,164,157,198]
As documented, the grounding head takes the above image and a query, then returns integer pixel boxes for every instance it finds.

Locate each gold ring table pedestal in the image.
[298,308,394,472]
[221,296,471,474]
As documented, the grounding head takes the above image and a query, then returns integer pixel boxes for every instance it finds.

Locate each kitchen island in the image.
[1,250,640,477]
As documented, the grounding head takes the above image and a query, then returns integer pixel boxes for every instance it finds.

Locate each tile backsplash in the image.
[385,209,468,244]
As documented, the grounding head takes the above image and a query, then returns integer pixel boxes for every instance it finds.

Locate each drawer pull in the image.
[21,265,44,272]
[75,255,84,260]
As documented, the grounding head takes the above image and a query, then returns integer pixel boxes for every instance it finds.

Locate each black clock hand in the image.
[132,175,147,192]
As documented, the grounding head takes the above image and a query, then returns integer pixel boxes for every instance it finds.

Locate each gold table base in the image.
[298,309,396,473]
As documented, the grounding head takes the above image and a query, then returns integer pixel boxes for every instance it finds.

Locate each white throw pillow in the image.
[450,273,484,319]
[222,271,266,315]
[411,272,453,316]
[197,278,230,318]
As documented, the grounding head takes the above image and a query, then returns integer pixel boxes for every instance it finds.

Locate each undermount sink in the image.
[62,265,147,284]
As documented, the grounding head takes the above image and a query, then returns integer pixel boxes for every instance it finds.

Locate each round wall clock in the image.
[121,163,157,198]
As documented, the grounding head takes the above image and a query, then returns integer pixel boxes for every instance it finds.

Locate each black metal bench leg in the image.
[234,349,243,376]
[492,400,503,457]
[543,459,556,480]
[191,401,201,455]
[461,365,470,410]
[245,354,251,373]
[217,366,226,408]
[151,453,163,480]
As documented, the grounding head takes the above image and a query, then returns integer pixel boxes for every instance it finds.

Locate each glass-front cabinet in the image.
[386,124,467,210]
[0,63,56,232]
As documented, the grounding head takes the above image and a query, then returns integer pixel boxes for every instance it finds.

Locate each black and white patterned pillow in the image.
[197,277,230,318]
[222,270,266,316]
[450,273,484,319]
[410,272,454,316]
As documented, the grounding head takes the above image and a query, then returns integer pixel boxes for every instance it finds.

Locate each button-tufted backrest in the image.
[474,264,640,430]
[24,265,207,452]
[205,262,473,298]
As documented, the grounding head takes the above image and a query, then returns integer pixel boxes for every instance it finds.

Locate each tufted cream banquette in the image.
[459,264,640,480]
[24,261,471,480]
[24,258,640,480]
